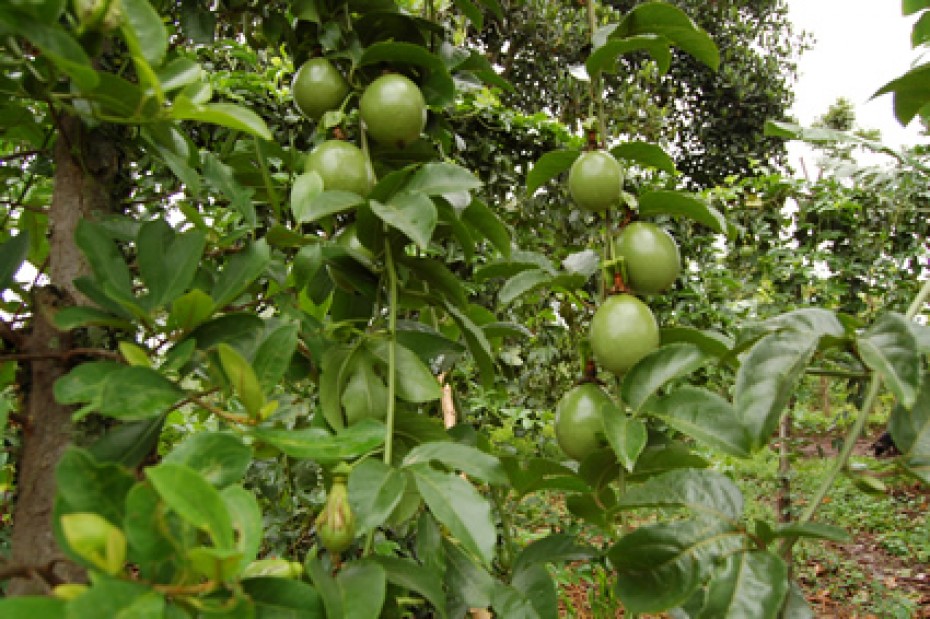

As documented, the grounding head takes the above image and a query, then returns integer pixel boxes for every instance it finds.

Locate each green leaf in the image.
[290,171,325,223]
[609,517,743,614]
[873,61,930,126]
[211,238,271,310]
[304,190,365,224]
[54,361,123,406]
[764,308,847,339]
[443,537,496,609]
[371,556,448,619]
[858,313,920,409]
[0,597,66,619]
[120,0,168,67]
[621,343,708,412]
[147,462,235,549]
[602,405,647,473]
[500,456,590,497]
[462,198,511,258]
[587,35,673,76]
[56,448,135,525]
[611,141,677,174]
[124,483,180,582]
[88,414,166,468]
[406,162,482,195]
[403,442,507,484]
[499,268,553,305]
[305,556,343,618]
[203,152,256,226]
[169,289,214,333]
[401,256,468,308]
[252,323,299,393]
[767,522,850,543]
[905,0,930,15]
[618,469,744,521]
[341,355,387,426]
[156,58,203,91]
[163,432,251,488]
[368,340,443,403]
[0,231,28,292]
[100,366,184,420]
[648,387,752,458]
[348,459,407,533]
[222,485,263,571]
[697,551,788,618]
[53,306,133,331]
[250,418,385,460]
[890,374,930,482]
[638,190,727,234]
[67,575,165,619]
[217,343,265,418]
[75,219,133,296]
[526,150,580,195]
[735,331,817,451]
[512,534,598,575]
[136,221,206,309]
[411,464,497,566]
[614,1,720,70]
[336,561,387,619]
[242,578,325,618]
[510,564,558,619]
[370,193,437,251]
[452,0,483,29]
[444,302,495,389]
[172,98,273,141]
[661,326,732,358]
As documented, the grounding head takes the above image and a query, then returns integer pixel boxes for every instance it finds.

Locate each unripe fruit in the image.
[613,222,681,295]
[292,58,349,121]
[590,294,660,376]
[305,140,372,196]
[568,151,623,212]
[359,74,427,148]
[554,383,613,460]
[316,469,356,554]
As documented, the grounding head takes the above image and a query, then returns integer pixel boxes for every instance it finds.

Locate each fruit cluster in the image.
[555,149,681,461]
[294,58,428,195]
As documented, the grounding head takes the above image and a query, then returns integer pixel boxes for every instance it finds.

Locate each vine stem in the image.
[383,240,399,466]
[585,0,609,145]
[780,276,930,558]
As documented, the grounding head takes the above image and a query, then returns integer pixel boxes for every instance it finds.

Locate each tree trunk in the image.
[7,115,119,595]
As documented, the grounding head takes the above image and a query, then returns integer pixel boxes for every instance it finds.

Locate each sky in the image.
[785,0,926,170]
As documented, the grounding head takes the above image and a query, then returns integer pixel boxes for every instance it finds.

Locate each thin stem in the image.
[905,277,930,320]
[585,0,609,145]
[383,240,399,466]
[492,488,516,573]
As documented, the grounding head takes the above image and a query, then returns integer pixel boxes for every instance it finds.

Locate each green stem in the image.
[383,240,399,466]
[585,0,609,145]
[492,488,516,573]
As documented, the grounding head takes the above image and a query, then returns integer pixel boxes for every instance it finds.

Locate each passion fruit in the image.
[292,58,349,121]
[589,294,659,376]
[568,151,623,212]
[305,140,372,196]
[554,383,613,461]
[613,222,681,295]
[359,74,427,148]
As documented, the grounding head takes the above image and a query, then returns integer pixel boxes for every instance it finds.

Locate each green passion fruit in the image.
[613,222,681,295]
[568,151,623,212]
[305,140,372,196]
[292,58,349,121]
[554,383,613,461]
[359,74,427,148]
[590,294,659,376]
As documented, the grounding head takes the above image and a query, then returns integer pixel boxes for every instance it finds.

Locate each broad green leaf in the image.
[490,583,543,619]
[217,343,265,418]
[0,231,28,292]
[526,150,580,195]
[401,256,468,307]
[156,58,203,91]
[250,418,385,460]
[614,2,720,71]
[462,198,511,258]
[172,98,273,141]
[648,387,752,458]
[735,331,817,451]
[858,313,920,409]
[368,340,443,403]
[88,414,166,468]
[621,343,709,412]
[873,61,930,126]
[336,561,387,619]
[630,443,708,482]
[452,0,483,29]
[100,366,184,420]
[252,322,299,393]
[602,405,647,473]
[119,341,150,367]
[348,459,407,533]
[170,288,214,332]
[403,441,507,484]
[290,171,325,223]
[510,564,558,619]
[587,35,673,76]
[203,152,256,226]
[163,432,251,487]
[905,0,930,15]
[609,518,743,614]
[55,448,135,528]
[406,162,482,195]
[120,0,168,66]
[444,301,495,388]
[147,462,235,549]
[301,190,366,224]
[619,469,744,521]
[305,556,343,618]
[890,374,930,482]
[211,238,271,310]
[661,326,733,358]
[371,556,448,619]
[638,190,727,234]
[222,485,263,571]
[512,534,598,575]
[341,358,388,426]
[500,456,590,497]
[187,546,243,582]
[611,141,677,174]
[443,537,496,609]
[66,575,164,619]
[781,582,815,619]
[767,522,850,543]
[54,361,123,405]
[75,219,133,296]
[370,193,437,251]
[241,578,325,618]
[0,597,66,618]
[696,551,788,619]
[499,268,552,305]
[124,482,182,581]
[764,308,846,339]
[53,306,133,331]
[411,464,497,566]
[136,221,206,308]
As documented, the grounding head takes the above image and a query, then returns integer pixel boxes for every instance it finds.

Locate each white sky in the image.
[786,0,926,170]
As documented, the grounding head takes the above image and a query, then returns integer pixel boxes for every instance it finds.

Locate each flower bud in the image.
[315,468,356,554]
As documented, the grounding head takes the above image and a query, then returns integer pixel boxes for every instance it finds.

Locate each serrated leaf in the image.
[526,150,580,195]
[858,313,920,409]
[621,343,709,412]
[698,551,788,619]
[648,387,752,458]
[370,194,437,251]
[638,190,727,234]
[146,462,235,549]
[618,469,743,521]
[348,459,407,533]
[412,464,497,566]
[403,442,507,484]
[735,331,817,451]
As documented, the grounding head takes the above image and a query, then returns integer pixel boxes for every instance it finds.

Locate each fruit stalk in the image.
[383,240,399,465]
